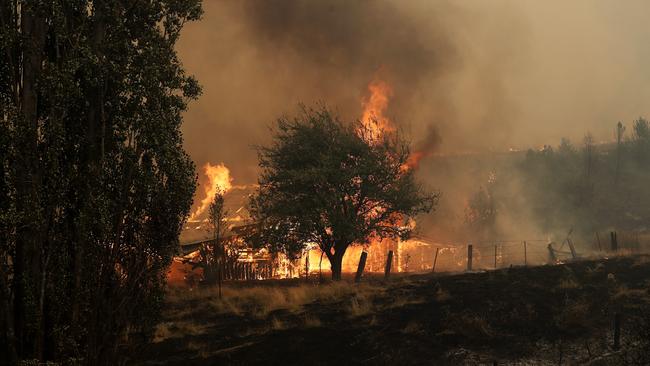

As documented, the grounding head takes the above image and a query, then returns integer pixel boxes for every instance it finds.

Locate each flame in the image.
[188,162,233,222]
[360,77,428,173]
[361,77,394,139]
[401,150,426,172]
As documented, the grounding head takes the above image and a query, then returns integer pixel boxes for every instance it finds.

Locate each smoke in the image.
[177,0,650,241]
[177,0,521,183]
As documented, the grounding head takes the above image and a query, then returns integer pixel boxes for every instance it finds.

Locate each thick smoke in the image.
[177,1,650,243]
[177,0,527,184]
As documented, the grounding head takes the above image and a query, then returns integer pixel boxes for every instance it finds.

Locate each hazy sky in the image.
[176,0,650,185]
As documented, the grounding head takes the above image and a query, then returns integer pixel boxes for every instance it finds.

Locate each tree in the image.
[248,107,437,280]
[203,190,228,292]
[632,117,650,164]
[465,186,496,240]
[615,122,626,186]
[0,1,201,364]
[582,133,596,201]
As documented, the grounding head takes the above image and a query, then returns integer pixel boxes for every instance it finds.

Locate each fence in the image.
[182,230,650,283]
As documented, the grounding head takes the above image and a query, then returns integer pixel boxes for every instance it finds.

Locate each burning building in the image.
[170,75,451,286]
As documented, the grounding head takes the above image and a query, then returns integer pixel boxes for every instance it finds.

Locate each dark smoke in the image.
[416,124,442,157]
[177,1,650,242]
[240,0,457,91]
[176,0,519,185]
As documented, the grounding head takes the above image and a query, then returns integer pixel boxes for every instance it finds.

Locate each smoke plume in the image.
[177,0,650,241]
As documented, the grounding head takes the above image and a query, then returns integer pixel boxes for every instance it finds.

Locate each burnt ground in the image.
[131,256,650,365]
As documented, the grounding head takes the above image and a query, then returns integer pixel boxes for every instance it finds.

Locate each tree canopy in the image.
[248,107,437,280]
[0,1,201,364]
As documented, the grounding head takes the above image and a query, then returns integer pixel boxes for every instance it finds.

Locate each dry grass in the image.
[633,255,650,267]
[557,278,580,289]
[348,295,374,317]
[152,322,173,343]
[435,287,452,302]
[554,300,591,331]
[152,320,208,342]
[612,285,650,303]
[185,340,211,359]
[167,281,384,319]
[444,312,492,339]
[402,321,422,334]
[304,315,322,328]
[271,317,285,330]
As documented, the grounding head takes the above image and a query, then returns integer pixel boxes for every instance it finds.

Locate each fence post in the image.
[432,247,440,273]
[613,312,621,350]
[611,231,618,252]
[596,232,602,251]
[547,243,556,264]
[494,245,498,269]
[305,251,310,279]
[523,241,527,266]
[218,259,222,299]
[567,239,578,260]
[384,250,393,279]
[467,244,473,272]
[355,251,368,283]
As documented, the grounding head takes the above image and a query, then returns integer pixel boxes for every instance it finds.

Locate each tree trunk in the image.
[330,251,344,281]
[15,3,46,358]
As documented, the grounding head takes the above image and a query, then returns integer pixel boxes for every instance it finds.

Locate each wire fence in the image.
[374,230,650,275]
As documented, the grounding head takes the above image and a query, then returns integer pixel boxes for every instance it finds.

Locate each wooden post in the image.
[611,231,618,252]
[384,250,393,279]
[613,312,621,350]
[432,247,440,273]
[567,239,578,260]
[494,244,498,269]
[596,232,602,252]
[305,250,310,279]
[217,259,222,298]
[548,243,556,264]
[523,241,527,266]
[355,251,368,283]
[467,244,473,272]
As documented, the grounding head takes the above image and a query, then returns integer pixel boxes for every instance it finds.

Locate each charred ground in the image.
[133,255,650,365]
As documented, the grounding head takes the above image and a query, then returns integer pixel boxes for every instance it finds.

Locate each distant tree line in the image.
[466,118,650,240]
[0,1,201,364]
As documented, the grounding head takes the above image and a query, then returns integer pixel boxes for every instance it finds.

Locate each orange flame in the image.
[360,77,426,173]
[401,150,426,172]
[188,162,233,222]
[361,78,394,139]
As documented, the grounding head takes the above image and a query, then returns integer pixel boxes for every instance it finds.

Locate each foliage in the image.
[468,119,650,240]
[0,1,201,364]
[464,186,496,239]
[247,107,437,280]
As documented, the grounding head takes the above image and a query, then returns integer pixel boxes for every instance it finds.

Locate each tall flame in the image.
[361,78,394,139]
[188,162,233,222]
[360,76,422,173]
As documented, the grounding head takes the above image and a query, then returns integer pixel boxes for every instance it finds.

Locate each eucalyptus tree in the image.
[0,1,201,363]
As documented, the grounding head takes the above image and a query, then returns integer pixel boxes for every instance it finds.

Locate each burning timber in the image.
[170,222,650,287]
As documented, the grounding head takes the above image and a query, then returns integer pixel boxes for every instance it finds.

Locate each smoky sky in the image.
[177,0,650,186]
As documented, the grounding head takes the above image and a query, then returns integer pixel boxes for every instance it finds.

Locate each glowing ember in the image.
[188,162,233,222]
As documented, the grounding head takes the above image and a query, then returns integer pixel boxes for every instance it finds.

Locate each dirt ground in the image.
[131,256,650,365]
